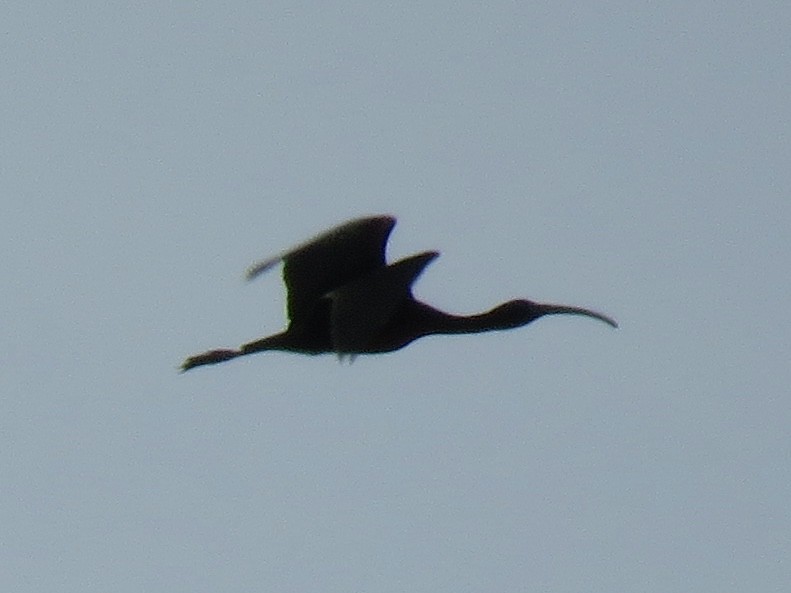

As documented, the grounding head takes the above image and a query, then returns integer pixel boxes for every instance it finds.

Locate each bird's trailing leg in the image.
[180,348,240,372]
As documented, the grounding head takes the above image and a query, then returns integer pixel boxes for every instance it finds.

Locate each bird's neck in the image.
[413,302,519,335]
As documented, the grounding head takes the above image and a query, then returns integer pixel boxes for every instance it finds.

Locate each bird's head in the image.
[489,299,618,329]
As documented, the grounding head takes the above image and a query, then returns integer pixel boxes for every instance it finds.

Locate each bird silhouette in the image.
[181,215,617,371]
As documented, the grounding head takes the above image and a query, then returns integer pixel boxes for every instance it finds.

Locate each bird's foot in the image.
[180,349,240,372]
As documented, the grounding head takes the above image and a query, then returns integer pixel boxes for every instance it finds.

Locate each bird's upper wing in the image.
[328,251,439,352]
[246,215,396,323]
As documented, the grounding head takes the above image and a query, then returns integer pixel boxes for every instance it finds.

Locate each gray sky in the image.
[3,2,789,592]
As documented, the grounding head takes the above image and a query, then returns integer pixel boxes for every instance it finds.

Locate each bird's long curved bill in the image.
[540,304,618,328]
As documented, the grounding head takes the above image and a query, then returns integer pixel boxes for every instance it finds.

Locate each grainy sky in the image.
[3,3,789,592]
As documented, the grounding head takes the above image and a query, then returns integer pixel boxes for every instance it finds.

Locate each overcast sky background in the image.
[2,3,789,592]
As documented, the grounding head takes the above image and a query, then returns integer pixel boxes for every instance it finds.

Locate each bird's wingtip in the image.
[245,256,281,280]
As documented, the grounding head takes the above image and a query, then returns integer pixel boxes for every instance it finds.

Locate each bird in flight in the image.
[181,215,617,371]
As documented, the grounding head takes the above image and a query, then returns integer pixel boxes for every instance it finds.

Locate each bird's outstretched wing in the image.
[246,215,396,324]
[328,251,439,352]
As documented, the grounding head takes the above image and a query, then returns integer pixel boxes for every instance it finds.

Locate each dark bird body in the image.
[181,216,617,371]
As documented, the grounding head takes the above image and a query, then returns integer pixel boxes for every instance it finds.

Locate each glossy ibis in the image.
[181,215,617,371]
